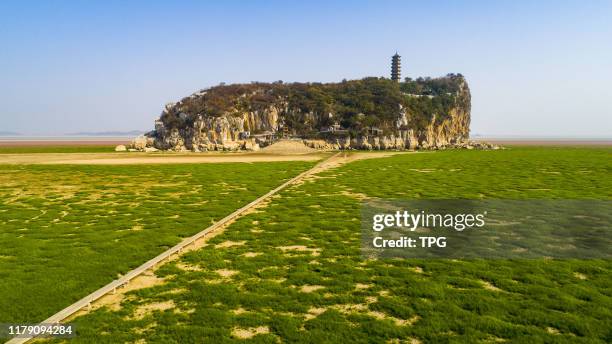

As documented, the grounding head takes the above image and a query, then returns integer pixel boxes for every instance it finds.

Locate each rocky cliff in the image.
[132,74,494,151]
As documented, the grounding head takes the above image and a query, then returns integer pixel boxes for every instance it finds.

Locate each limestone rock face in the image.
[130,76,497,151]
[130,136,148,150]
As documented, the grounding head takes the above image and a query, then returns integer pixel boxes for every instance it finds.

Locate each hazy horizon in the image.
[1,1,611,138]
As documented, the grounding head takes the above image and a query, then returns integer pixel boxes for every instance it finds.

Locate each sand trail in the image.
[0,152,327,165]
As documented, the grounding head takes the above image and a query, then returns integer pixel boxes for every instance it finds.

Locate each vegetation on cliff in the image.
[161,74,469,137]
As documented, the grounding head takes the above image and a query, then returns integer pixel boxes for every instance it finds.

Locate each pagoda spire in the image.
[391,53,401,82]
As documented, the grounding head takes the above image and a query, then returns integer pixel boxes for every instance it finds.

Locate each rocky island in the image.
[127,55,496,152]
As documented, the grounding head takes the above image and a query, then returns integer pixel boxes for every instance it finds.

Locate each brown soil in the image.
[132,300,175,319]
[278,245,321,256]
[232,326,270,339]
[0,152,327,165]
[299,285,325,293]
[216,269,239,278]
[260,139,319,154]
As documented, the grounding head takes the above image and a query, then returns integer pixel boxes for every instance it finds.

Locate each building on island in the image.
[391,53,401,82]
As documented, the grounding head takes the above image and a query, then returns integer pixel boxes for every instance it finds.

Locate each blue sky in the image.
[1,0,611,137]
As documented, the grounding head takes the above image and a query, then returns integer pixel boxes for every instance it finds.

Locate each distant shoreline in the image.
[1,136,610,147]
[473,137,612,146]
[0,137,130,146]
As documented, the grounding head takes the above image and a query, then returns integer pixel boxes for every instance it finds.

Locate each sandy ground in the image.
[0,150,410,165]
[0,139,330,164]
[0,140,409,165]
[309,151,406,170]
[260,139,319,154]
[0,152,330,165]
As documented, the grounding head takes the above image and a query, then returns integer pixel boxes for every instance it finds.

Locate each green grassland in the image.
[51,147,612,343]
[0,145,117,154]
[0,161,315,324]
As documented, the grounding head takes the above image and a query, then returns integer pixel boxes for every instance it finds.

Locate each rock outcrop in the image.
[130,75,498,151]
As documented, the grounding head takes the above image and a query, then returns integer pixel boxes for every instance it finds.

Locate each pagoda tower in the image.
[391,53,401,82]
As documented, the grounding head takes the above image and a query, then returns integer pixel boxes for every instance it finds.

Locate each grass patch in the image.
[0,161,315,324]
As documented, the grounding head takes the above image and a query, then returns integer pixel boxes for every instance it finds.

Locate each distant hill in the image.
[65,130,145,137]
[0,131,22,136]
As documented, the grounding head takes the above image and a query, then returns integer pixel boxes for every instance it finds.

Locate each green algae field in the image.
[0,161,315,324]
[19,146,610,343]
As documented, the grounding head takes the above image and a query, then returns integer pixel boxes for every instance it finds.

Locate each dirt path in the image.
[307,151,408,171]
[0,152,328,165]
